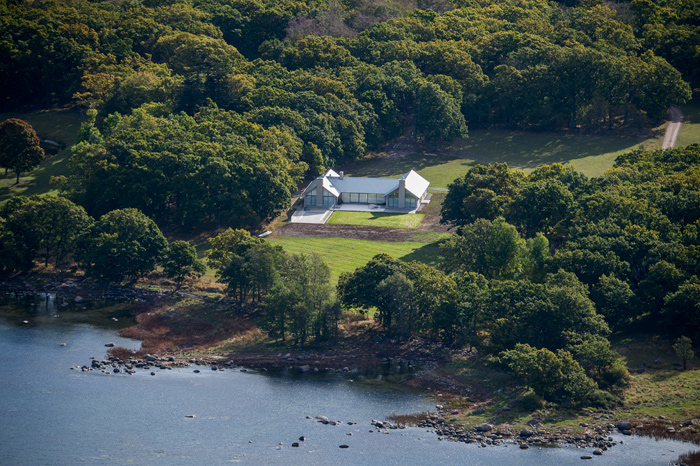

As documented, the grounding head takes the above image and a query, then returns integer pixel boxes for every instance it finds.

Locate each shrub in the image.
[586,389,623,409]
[519,392,546,412]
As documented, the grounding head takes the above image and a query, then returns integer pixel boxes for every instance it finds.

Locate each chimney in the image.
[339,171,344,179]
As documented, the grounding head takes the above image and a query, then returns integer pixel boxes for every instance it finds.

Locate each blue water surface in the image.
[0,294,696,465]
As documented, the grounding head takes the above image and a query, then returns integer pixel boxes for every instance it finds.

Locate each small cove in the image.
[0,293,697,465]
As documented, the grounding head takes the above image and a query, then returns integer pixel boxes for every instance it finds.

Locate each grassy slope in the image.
[0,108,82,201]
[344,127,673,188]
[326,211,425,229]
[677,102,700,149]
[265,235,447,285]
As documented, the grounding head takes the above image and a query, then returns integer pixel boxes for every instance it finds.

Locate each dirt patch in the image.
[273,223,441,242]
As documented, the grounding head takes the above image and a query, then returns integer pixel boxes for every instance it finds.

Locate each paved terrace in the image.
[290,196,431,224]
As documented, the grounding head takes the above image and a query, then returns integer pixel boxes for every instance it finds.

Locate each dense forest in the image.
[1,0,697,228]
[1,0,699,407]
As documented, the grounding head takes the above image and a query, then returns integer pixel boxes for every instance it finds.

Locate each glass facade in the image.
[341,192,386,204]
[323,190,334,206]
[405,193,416,208]
[306,189,317,206]
[387,191,399,207]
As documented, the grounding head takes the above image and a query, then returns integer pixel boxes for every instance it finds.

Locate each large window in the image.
[341,192,387,204]
[405,194,416,208]
[387,191,399,208]
[306,189,317,206]
[323,190,334,207]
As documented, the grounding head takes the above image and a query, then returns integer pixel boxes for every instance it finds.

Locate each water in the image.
[0,293,697,465]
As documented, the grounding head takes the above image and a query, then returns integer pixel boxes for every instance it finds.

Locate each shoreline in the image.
[3,281,700,464]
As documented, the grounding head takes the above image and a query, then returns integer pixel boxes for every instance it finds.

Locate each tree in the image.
[76,208,167,283]
[414,79,468,142]
[1,195,91,270]
[590,274,635,327]
[673,336,694,371]
[162,240,206,289]
[441,163,525,226]
[500,344,596,403]
[0,119,45,183]
[507,180,576,237]
[441,217,525,279]
[376,272,415,339]
[663,278,700,337]
[263,252,335,345]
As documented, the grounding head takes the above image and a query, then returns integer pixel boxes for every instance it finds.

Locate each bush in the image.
[519,392,546,412]
[600,361,631,389]
[586,389,622,409]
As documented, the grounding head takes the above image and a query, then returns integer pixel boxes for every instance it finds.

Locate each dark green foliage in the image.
[261,252,336,345]
[440,217,524,279]
[162,240,206,289]
[441,164,525,227]
[0,196,91,272]
[518,392,546,412]
[0,118,45,182]
[499,344,597,403]
[76,208,168,283]
[586,390,623,410]
[673,336,695,371]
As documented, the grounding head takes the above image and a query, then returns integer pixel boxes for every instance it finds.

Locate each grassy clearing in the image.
[265,235,447,285]
[0,107,82,201]
[327,211,424,229]
[611,332,700,420]
[344,128,664,188]
[677,102,700,149]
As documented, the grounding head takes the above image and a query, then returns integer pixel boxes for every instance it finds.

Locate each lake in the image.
[0,293,696,465]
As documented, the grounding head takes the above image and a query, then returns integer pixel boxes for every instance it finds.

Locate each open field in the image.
[343,125,678,188]
[265,235,446,285]
[327,211,425,229]
[677,102,700,149]
[0,107,82,201]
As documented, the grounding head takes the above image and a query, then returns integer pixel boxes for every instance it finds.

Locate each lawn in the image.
[265,235,447,285]
[677,102,700,149]
[0,107,83,201]
[343,126,670,188]
[326,211,424,229]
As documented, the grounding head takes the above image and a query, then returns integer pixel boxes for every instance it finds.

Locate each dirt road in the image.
[662,107,683,149]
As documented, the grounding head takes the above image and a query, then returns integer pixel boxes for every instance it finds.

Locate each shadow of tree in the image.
[399,241,445,268]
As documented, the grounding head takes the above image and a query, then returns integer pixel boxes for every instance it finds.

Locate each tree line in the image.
[0,0,694,230]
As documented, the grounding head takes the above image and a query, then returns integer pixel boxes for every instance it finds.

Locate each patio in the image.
[290,195,431,224]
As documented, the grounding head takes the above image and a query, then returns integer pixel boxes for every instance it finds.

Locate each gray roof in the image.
[301,169,429,198]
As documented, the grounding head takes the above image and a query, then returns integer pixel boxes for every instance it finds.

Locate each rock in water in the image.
[339,445,349,449]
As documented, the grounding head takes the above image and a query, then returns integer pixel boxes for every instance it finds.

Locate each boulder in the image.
[593,449,603,455]
[617,422,632,431]
[475,423,493,432]
[520,430,534,437]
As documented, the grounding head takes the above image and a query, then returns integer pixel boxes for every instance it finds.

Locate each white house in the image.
[301,169,430,211]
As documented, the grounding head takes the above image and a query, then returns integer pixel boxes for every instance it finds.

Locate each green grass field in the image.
[344,128,665,188]
[265,235,447,285]
[0,108,83,201]
[326,211,425,229]
[677,102,700,149]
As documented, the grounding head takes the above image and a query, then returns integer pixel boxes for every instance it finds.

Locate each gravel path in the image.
[662,107,683,149]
